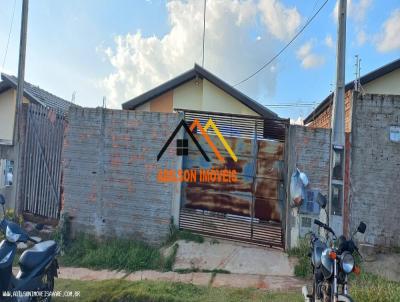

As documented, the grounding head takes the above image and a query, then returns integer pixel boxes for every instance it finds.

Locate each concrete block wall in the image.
[350,93,400,247]
[62,107,181,245]
[285,125,331,248]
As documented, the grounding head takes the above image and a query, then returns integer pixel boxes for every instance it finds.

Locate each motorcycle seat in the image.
[19,240,57,272]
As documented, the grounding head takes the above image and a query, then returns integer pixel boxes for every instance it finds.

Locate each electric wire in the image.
[2,0,17,69]
[233,0,329,87]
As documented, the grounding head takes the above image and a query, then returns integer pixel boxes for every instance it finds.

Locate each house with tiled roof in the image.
[122,64,278,119]
[0,73,75,210]
[0,73,74,145]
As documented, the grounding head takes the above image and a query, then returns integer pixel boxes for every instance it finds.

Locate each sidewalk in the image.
[58,267,306,291]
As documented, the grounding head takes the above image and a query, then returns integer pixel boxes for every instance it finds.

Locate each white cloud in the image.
[356,29,367,46]
[325,34,334,48]
[376,9,400,53]
[258,0,302,41]
[102,0,300,108]
[353,0,372,23]
[333,0,373,47]
[332,0,372,23]
[296,41,325,69]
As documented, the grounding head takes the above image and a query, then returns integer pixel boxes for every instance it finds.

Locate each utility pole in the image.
[13,0,29,216]
[202,0,206,67]
[328,0,346,235]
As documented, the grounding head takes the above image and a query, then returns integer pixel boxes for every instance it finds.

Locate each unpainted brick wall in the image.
[350,93,400,247]
[285,125,331,248]
[62,107,181,245]
[307,90,353,133]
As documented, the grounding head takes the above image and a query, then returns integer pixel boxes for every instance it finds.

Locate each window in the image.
[176,139,188,156]
[301,217,312,228]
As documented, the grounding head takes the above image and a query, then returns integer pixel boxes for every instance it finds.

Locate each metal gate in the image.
[22,104,66,219]
[178,110,288,249]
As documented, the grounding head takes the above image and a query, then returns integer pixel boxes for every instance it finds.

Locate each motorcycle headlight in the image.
[6,225,20,243]
[340,252,355,274]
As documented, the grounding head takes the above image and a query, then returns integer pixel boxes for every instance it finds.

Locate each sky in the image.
[0,0,399,120]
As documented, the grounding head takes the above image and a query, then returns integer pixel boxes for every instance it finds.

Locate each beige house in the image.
[122,64,278,119]
[304,58,400,130]
[0,73,73,208]
[0,73,73,145]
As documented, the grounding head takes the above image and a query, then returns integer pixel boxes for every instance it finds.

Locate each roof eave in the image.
[1,73,47,108]
[304,58,400,124]
[121,69,197,110]
[122,64,278,119]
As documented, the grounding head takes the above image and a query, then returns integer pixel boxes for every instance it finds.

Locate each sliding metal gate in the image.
[178,110,288,249]
[22,104,66,219]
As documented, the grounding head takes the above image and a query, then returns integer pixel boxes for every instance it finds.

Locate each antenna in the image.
[102,96,107,108]
[354,55,364,94]
[354,55,360,92]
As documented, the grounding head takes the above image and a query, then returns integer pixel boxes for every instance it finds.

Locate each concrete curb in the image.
[57,267,306,291]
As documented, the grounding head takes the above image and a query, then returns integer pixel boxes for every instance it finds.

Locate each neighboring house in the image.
[0,73,73,145]
[0,73,73,210]
[303,58,400,248]
[122,64,278,119]
[304,58,400,130]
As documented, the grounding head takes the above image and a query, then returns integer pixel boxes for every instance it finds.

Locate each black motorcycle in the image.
[303,193,367,302]
[0,194,60,301]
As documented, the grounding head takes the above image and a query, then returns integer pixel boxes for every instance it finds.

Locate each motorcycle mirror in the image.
[316,193,327,209]
[357,222,366,234]
[0,194,5,205]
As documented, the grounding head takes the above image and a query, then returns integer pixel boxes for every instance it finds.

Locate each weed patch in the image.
[54,279,303,302]
[60,234,172,272]
[287,238,312,278]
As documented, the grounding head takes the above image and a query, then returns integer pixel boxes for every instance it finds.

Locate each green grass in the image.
[174,268,230,274]
[52,273,400,302]
[287,238,312,278]
[59,235,175,272]
[54,279,303,302]
[350,273,400,302]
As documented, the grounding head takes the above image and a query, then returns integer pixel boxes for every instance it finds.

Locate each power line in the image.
[267,103,317,107]
[202,0,206,67]
[233,0,329,87]
[2,0,17,69]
